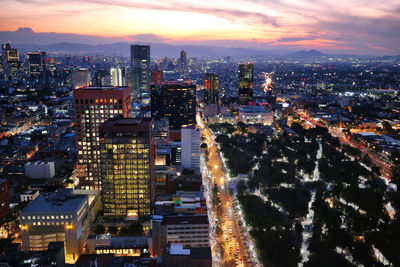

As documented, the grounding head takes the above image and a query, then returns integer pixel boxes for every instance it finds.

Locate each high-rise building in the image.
[94,69,109,87]
[204,73,219,105]
[180,50,187,72]
[0,179,9,226]
[1,43,20,78]
[150,69,163,84]
[151,81,196,129]
[71,68,91,89]
[110,67,127,87]
[99,118,154,218]
[181,126,201,170]
[131,45,150,98]
[238,63,254,105]
[26,51,46,80]
[73,87,132,190]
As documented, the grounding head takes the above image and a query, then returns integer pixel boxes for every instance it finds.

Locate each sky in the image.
[0,0,399,55]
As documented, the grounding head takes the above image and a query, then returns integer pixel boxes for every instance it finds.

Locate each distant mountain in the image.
[10,41,276,58]
[285,50,325,59]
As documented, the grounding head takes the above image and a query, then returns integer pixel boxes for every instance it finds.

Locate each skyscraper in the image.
[180,50,187,72]
[131,45,150,98]
[1,43,20,79]
[73,87,132,190]
[110,66,127,86]
[204,73,219,105]
[151,81,196,129]
[238,63,254,105]
[26,51,46,80]
[71,68,90,89]
[99,118,154,218]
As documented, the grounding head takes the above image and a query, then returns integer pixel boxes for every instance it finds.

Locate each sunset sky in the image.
[0,0,399,54]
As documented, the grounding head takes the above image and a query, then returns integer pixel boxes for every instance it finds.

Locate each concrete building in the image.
[181,127,201,171]
[86,234,149,256]
[19,189,101,264]
[238,106,274,126]
[20,190,40,202]
[163,244,212,267]
[73,86,132,190]
[71,68,90,89]
[150,214,209,256]
[24,161,55,179]
[207,114,236,125]
[99,118,155,218]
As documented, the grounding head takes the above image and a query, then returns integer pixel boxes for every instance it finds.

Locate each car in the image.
[230,243,233,248]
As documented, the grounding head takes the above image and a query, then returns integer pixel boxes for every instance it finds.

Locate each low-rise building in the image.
[239,106,274,126]
[19,189,101,264]
[150,214,209,256]
[20,190,40,202]
[24,161,55,179]
[163,244,212,267]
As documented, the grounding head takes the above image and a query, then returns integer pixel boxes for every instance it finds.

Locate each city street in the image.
[198,114,255,266]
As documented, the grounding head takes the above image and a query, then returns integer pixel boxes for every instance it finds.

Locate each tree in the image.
[108,225,118,236]
[128,222,144,235]
[94,224,105,234]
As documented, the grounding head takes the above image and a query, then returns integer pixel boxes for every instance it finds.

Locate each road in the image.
[198,115,254,266]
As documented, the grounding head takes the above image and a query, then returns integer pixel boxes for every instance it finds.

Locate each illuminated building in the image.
[71,68,90,89]
[73,87,132,190]
[238,63,254,105]
[238,106,274,126]
[0,179,9,225]
[26,51,46,80]
[180,50,187,71]
[204,73,219,105]
[99,118,155,218]
[131,45,150,98]
[110,67,127,87]
[151,215,209,256]
[181,126,201,170]
[150,69,163,84]
[150,81,196,129]
[19,189,102,264]
[1,43,20,78]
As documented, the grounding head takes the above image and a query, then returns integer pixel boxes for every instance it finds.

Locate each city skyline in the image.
[0,0,399,55]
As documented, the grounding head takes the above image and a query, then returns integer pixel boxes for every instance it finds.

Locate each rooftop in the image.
[21,189,88,214]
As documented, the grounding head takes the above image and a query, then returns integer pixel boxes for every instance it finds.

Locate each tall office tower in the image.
[204,73,219,105]
[73,87,132,190]
[131,45,150,98]
[26,51,46,80]
[1,43,20,78]
[43,58,56,78]
[94,69,109,86]
[99,118,154,218]
[180,50,187,71]
[181,126,201,170]
[238,63,254,105]
[71,68,91,89]
[150,69,163,84]
[151,81,196,129]
[110,66,127,86]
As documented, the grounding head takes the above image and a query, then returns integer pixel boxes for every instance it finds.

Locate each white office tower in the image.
[181,126,201,171]
[110,67,127,87]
